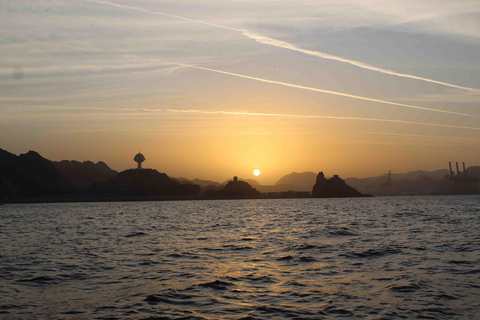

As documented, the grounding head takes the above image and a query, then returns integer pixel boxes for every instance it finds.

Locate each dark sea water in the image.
[1,196,479,319]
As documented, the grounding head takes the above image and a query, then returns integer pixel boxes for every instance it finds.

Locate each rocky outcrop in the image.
[312,172,365,198]
[203,178,262,199]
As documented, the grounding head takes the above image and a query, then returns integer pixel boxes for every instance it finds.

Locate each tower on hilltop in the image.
[134,152,145,169]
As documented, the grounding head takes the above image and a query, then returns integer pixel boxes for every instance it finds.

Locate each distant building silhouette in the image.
[134,152,145,169]
[381,170,392,195]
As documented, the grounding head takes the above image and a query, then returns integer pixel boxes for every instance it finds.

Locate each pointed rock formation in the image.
[312,172,365,198]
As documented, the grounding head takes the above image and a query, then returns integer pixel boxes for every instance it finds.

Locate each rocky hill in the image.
[203,178,262,199]
[312,172,365,198]
[0,148,200,200]
[101,169,200,196]
[0,149,72,198]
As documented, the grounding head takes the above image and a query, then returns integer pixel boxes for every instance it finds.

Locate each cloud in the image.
[0,61,178,81]
[89,0,480,94]
[356,0,480,39]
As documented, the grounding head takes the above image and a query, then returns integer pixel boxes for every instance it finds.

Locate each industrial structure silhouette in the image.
[449,162,478,194]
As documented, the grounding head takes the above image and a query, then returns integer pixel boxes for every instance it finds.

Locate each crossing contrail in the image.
[89,0,480,93]
[173,62,472,117]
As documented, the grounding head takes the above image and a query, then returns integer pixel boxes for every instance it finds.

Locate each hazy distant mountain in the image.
[275,172,317,191]
[345,169,450,195]
[274,168,473,195]
[174,177,221,188]
[466,166,480,178]
[0,149,72,198]
[52,160,117,189]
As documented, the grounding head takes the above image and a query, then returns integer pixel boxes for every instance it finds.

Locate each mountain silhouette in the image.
[174,177,221,188]
[466,166,480,177]
[0,148,200,200]
[275,172,317,191]
[2,147,478,200]
[52,160,117,189]
[101,169,200,196]
[0,149,72,198]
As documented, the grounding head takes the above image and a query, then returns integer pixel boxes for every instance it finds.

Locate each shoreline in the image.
[3,193,479,205]
[1,194,375,204]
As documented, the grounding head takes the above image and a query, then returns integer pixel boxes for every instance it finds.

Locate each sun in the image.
[253,169,260,176]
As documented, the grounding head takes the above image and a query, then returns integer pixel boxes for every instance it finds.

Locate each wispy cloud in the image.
[0,61,180,82]
[89,0,480,94]
[356,0,480,39]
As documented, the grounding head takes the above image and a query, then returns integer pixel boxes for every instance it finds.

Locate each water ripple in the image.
[0,196,479,319]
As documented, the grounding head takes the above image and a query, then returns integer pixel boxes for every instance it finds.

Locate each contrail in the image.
[174,62,472,117]
[366,131,480,140]
[241,31,480,93]
[16,104,478,131]
[90,0,480,93]
[166,109,480,131]
[88,0,242,32]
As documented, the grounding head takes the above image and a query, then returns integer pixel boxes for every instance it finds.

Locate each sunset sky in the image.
[1,0,479,184]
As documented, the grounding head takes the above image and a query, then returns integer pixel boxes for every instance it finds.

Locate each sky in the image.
[1,0,480,184]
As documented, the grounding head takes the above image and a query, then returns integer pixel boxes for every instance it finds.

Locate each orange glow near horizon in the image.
[1,1,479,186]
[8,107,477,185]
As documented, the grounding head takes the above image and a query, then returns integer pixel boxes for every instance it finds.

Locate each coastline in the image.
[0,193,375,204]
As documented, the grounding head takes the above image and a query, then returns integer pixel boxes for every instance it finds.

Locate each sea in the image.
[0,196,479,319]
